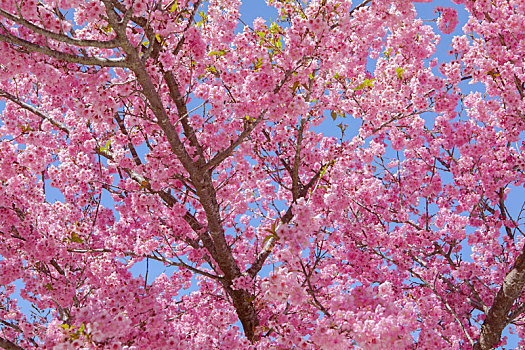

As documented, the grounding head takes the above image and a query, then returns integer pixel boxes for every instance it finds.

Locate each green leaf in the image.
[487,69,500,78]
[17,124,33,133]
[170,1,177,12]
[207,66,217,73]
[271,218,279,232]
[155,34,165,45]
[209,49,228,57]
[69,232,84,244]
[99,140,111,153]
[395,67,406,79]
[291,81,301,93]
[255,58,263,70]
[269,22,280,34]
[320,164,329,178]
[263,233,277,244]
[139,180,149,190]
[354,78,375,90]
[60,324,71,330]
[44,283,55,291]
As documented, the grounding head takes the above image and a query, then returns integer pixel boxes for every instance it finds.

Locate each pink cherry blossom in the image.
[435,6,459,34]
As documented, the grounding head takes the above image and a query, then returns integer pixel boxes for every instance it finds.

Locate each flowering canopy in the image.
[0,0,524,349]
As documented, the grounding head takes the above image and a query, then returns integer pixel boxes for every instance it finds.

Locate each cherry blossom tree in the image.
[0,0,524,348]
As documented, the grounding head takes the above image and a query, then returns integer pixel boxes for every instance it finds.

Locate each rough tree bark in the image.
[474,248,525,350]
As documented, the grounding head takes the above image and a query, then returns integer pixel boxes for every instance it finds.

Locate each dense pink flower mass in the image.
[0,0,524,349]
[434,6,458,34]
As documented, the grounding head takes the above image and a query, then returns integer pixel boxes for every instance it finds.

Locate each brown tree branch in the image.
[474,247,525,349]
[0,90,71,134]
[205,109,267,171]
[205,69,295,172]
[94,10,259,335]
[0,28,126,67]
[0,8,119,48]
[0,337,26,350]
[163,71,206,163]
[247,166,324,278]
